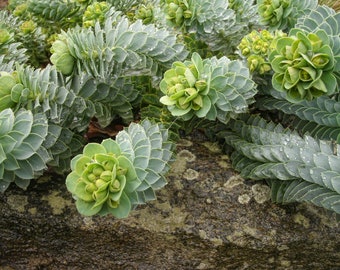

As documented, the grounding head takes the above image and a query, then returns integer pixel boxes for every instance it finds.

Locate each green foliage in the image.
[159,52,257,123]
[185,0,259,54]
[0,11,28,65]
[51,8,188,79]
[66,119,174,217]
[257,93,340,143]
[218,114,340,214]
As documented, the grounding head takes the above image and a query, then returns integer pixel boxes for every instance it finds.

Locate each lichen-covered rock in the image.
[0,135,339,269]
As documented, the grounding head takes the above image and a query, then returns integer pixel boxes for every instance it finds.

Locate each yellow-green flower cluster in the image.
[82,2,110,28]
[20,20,36,34]
[238,30,285,74]
[135,3,154,24]
[160,54,208,118]
[0,28,11,45]
[257,0,291,29]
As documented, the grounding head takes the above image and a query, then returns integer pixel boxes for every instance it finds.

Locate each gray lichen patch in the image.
[177,149,196,162]
[238,193,251,204]
[176,138,193,147]
[6,195,28,213]
[41,191,73,215]
[251,184,271,204]
[201,141,222,153]
[183,168,199,180]
[223,175,245,190]
[293,212,310,228]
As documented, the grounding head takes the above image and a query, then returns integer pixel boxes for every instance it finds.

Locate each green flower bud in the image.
[50,38,75,76]
[85,183,97,193]
[165,0,191,26]
[100,170,112,182]
[92,166,104,176]
[109,179,121,192]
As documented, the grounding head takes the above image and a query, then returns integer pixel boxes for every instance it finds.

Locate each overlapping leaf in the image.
[219,114,340,214]
[269,179,340,214]
[115,119,174,204]
[0,108,51,192]
[257,95,340,143]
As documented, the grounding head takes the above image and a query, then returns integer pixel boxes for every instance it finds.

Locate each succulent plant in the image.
[295,5,340,72]
[269,28,337,102]
[66,119,174,217]
[160,52,257,123]
[257,0,317,31]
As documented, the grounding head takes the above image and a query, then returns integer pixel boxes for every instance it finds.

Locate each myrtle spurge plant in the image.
[160,53,257,123]
[66,119,174,217]
[1,0,340,218]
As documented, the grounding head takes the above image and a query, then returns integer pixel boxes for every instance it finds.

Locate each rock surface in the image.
[0,136,339,270]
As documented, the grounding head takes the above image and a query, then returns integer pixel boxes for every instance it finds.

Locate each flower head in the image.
[66,139,141,217]
[269,29,336,101]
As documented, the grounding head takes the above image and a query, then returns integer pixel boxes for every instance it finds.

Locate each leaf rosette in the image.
[66,139,141,217]
[269,29,337,102]
[160,52,257,123]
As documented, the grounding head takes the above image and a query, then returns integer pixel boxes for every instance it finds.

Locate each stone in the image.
[0,135,339,269]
